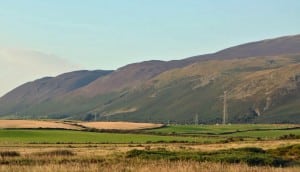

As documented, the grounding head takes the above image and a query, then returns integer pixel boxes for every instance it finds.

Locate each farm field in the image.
[0,129,219,144]
[1,123,300,171]
[227,129,300,138]
[0,120,164,131]
[147,124,300,135]
[0,120,82,130]
[1,124,300,144]
[78,121,164,130]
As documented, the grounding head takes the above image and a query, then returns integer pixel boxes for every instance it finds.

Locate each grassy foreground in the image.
[0,144,300,172]
[1,161,299,172]
[1,124,300,171]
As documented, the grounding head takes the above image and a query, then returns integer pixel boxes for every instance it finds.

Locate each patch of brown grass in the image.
[150,56,292,89]
[231,63,300,99]
[0,120,82,130]
[0,161,299,172]
[78,121,164,130]
[1,141,300,172]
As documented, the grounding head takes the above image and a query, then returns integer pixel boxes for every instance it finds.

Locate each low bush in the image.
[269,144,300,160]
[35,149,75,156]
[126,147,289,167]
[278,134,300,140]
[0,151,20,157]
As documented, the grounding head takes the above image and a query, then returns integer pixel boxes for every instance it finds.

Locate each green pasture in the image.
[1,124,299,144]
[226,129,300,138]
[0,129,219,144]
[147,124,299,135]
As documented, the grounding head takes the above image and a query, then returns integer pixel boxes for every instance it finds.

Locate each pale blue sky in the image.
[0,0,300,95]
[1,0,300,69]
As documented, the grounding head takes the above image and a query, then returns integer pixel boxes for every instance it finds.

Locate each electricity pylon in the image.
[195,113,199,125]
[223,91,227,125]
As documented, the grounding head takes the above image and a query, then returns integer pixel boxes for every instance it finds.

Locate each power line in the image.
[195,113,199,125]
[223,91,227,125]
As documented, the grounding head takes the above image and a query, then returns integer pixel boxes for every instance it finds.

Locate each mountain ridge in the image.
[1,34,300,123]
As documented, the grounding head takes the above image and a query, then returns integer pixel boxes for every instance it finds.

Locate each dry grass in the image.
[188,140,300,152]
[0,161,299,172]
[0,120,163,131]
[1,141,300,172]
[1,139,300,157]
[150,56,292,88]
[78,121,164,130]
[231,63,300,99]
[0,120,82,130]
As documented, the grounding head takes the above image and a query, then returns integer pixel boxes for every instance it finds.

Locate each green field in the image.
[0,129,218,144]
[227,129,300,138]
[147,124,300,136]
[1,124,299,144]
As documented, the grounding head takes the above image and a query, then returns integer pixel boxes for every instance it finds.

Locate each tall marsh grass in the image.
[0,161,299,172]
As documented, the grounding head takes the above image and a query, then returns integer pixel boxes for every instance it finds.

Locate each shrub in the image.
[269,144,300,159]
[0,151,20,157]
[125,147,290,167]
[35,149,75,156]
[236,147,266,153]
[278,134,300,140]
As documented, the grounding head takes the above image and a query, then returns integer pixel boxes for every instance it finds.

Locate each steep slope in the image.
[1,34,300,123]
[67,34,300,98]
[72,60,190,97]
[6,60,190,119]
[91,55,300,123]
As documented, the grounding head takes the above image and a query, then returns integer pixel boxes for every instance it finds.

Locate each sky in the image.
[0,0,300,96]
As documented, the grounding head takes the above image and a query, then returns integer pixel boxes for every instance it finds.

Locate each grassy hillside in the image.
[90,55,300,123]
[2,55,299,123]
[1,35,300,123]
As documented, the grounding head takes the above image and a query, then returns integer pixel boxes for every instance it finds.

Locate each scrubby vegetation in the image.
[126,146,293,167]
[34,149,75,156]
[0,151,20,157]
[0,145,299,171]
[269,144,300,161]
[1,160,299,172]
[0,124,299,171]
